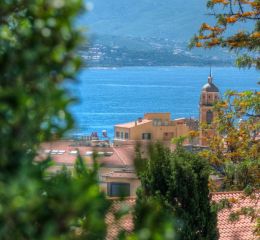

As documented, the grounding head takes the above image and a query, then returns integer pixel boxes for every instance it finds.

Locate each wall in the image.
[115,119,193,142]
[144,112,171,121]
[114,127,130,140]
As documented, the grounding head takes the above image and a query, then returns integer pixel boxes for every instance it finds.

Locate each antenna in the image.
[208,65,213,84]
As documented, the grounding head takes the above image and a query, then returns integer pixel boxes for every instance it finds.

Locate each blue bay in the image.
[68,66,259,138]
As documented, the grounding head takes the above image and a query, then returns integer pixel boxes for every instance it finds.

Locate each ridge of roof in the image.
[211,190,260,195]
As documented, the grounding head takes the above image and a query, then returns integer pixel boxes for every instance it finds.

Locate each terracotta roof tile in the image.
[106,198,135,240]
[38,141,136,168]
[212,191,259,240]
[106,192,260,240]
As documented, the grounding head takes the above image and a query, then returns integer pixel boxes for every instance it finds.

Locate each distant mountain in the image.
[81,0,211,41]
[78,0,252,67]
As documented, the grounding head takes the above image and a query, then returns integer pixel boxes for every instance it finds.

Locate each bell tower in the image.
[199,70,220,146]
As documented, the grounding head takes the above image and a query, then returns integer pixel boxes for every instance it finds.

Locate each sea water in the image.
[68,66,259,138]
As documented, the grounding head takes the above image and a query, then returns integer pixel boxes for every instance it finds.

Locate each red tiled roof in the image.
[110,145,135,166]
[212,191,260,240]
[38,141,136,168]
[106,198,135,240]
[106,192,260,240]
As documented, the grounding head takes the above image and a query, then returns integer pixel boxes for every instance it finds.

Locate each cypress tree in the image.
[135,143,218,240]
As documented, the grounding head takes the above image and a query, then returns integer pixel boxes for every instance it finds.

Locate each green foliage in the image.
[135,143,218,240]
[0,0,84,173]
[0,157,109,240]
[0,1,110,239]
[171,136,187,148]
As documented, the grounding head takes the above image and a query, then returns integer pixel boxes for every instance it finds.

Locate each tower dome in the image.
[202,71,219,92]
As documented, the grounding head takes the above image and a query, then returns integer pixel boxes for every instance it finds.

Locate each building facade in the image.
[114,113,198,145]
[199,73,220,146]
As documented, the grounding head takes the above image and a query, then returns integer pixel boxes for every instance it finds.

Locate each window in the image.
[120,132,124,139]
[153,119,158,126]
[153,119,162,126]
[125,132,129,139]
[108,182,130,197]
[206,110,213,124]
[142,133,151,140]
[164,132,174,140]
[116,131,120,138]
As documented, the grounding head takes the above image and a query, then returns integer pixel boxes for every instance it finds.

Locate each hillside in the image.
[78,0,252,67]
[79,35,235,67]
[81,0,211,41]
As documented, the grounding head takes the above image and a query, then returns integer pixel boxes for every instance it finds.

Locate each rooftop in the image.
[106,198,135,240]
[212,191,260,240]
[37,140,136,168]
[202,75,219,92]
[115,119,152,128]
[202,82,219,92]
[106,191,260,240]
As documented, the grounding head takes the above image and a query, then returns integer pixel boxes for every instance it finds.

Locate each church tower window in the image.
[206,110,213,124]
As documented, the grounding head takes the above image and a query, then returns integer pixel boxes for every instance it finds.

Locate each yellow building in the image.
[114,113,198,145]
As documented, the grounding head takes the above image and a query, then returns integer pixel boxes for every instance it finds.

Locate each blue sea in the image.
[68,66,259,138]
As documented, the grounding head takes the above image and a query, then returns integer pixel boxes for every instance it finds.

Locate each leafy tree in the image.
[199,100,259,240]
[190,0,260,69]
[190,1,260,236]
[0,1,110,239]
[199,91,260,191]
[134,143,218,240]
[0,0,83,172]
